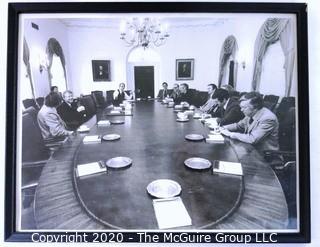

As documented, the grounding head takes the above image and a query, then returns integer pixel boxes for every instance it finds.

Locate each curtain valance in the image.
[218,35,238,87]
[46,38,67,85]
[252,18,295,96]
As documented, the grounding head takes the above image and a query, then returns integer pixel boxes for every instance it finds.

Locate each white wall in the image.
[22,16,297,99]
[67,27,130,96]
[64,15,297,97]
[23,19,71,98]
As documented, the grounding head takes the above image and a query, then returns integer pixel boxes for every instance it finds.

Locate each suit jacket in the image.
[37,105,70,140]
[218,98,244,126]
[199,98,217,113]
[157,89,172,99]
[224,107,279,152]
[57,101,86,130]
[174,89,194,105]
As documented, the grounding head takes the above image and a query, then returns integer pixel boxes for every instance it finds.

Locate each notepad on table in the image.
[77,162,107,177]
[110,110,121,114]
[97,120,110,126]
[83,135,101,144]
[152,197,192,229]
[213,161,243,176]
[206,134,224,143]
[77,125,90,132]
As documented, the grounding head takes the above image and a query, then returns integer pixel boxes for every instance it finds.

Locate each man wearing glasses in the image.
[220,92,279,152]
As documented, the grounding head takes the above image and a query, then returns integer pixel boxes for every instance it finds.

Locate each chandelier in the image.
[120,18,169,48]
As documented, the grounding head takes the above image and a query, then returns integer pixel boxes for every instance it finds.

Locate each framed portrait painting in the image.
[92,60,111,81]
[176,59,194,80]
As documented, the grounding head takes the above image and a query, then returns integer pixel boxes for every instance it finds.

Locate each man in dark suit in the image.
[220,92,279,152]
[157,82,172,100]
[57,90,87,130]
[211,88,244,125]
[174,83,194,105]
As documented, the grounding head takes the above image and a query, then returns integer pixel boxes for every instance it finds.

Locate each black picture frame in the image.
[176,59,194,80]
[5,2,310,244]
[92,60,111,81]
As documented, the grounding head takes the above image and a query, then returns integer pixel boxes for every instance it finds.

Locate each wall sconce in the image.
[38,52,49,73]
[241,61,246,70]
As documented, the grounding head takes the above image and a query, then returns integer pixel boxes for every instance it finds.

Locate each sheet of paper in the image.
[205,118,218,126]
[110,110,121,114]
[77,162,106,177]
[213,161,243,176]
[83,135,101,143]
[153,197,192,229]
[97,120,110,126]
[78,125,90,132]
[208,134,224,141]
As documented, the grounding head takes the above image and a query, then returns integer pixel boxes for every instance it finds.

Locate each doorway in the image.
[134,66,154,99]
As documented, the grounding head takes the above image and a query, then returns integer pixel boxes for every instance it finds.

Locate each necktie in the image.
[249,117,254,124]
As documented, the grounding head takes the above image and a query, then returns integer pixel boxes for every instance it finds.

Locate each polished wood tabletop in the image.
[73,102,243,229]
[34,101,289,230]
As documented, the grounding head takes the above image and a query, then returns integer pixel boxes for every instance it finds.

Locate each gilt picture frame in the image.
[92,60,111,82]
[176,59,194,80]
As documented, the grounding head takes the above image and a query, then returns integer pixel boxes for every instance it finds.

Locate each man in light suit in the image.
[38,92,73,140]
[199,83,217,113]
[220,92,279,152]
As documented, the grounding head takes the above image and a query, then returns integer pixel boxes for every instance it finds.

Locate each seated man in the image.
[199,83,217,113]
[113,83,133,106]
[37,92,73,140]
[170,83,180,101]
[57,90,87,130]
[174,83,194,105]
[211,88,244,125]
[220,92,279,152]
[50,85,63,103]
[157,82,172,100]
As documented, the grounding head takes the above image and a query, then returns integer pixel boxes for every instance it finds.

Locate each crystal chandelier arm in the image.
[119,18,169,48]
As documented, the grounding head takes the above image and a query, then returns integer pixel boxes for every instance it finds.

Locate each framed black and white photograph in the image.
[4,2,311,244]
[176,59,194,80]
[92,60,111,81]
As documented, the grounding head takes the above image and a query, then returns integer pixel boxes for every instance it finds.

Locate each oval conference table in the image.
[34,101,288,230]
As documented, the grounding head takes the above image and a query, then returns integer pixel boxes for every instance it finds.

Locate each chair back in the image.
[36,97,45,108]
[22,113,50,163]
[263,94,279,112]
[23,106,39,121]
[194,91,208,107]
[80,95,97,118]
[91,90,105,108]
[229,90,240,99]
[276,97,295,119]
[105,90,114,106]
[22,98,38,110]
[278,107,296,151]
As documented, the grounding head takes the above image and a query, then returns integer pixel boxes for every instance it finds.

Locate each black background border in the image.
[5,2,310,243]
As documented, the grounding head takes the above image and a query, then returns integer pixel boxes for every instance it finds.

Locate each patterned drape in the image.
[251,18,295,96]
[46,38,67,86]
[218,35,238,87]
[23,37,36,99]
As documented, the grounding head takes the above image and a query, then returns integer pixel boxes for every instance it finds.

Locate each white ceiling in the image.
[58,17,230,29]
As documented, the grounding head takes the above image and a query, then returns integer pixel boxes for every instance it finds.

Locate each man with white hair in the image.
[57,90,86,130]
